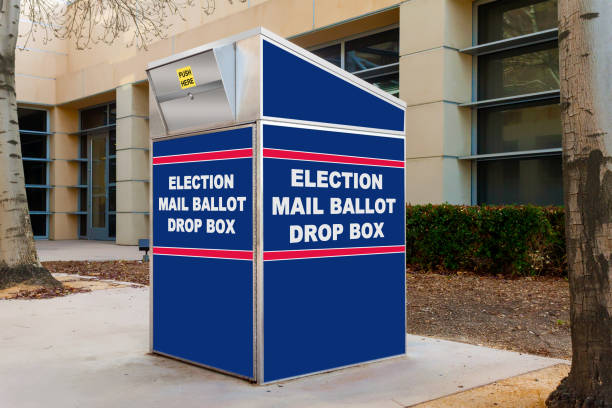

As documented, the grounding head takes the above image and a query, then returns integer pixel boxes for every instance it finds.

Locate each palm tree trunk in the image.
[0,0,59,289]
[547,0,612,406]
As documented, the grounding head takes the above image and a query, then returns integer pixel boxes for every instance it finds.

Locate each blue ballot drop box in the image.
[146,28,407,384]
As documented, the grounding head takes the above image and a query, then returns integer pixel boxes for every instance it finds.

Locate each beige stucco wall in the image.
[16,19,68,105]
[400,0,472,204]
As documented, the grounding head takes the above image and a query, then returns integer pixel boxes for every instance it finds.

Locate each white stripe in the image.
[152,147,251,159]
[261,117,405,138]
[153,253,253,261]
[263,244,404,254]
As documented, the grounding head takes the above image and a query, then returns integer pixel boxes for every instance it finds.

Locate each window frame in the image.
[78,102,117,241]
[18,107,50,239]
[464,0,561,205]
[309,24,400,97]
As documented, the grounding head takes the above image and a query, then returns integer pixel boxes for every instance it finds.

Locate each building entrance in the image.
[80,103,116,240]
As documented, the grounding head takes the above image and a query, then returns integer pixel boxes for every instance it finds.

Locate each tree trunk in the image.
[547,0,612,407]
[0,0,59,289]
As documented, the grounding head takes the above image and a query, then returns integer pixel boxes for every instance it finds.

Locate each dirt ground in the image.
[413,364,570,408]
[1,261,147,299]
[0,273,135,300]
[406,269,571,359]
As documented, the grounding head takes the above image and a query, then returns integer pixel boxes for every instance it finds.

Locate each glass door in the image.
[88,131,109,240]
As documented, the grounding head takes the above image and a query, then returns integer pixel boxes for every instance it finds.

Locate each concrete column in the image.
[48,107,80,239]
[115,83,150,245]
[399,0,472,204]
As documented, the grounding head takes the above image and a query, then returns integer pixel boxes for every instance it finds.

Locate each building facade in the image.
[14,0,560,244]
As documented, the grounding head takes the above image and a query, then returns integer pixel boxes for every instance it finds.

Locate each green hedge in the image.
[405,205,566,276]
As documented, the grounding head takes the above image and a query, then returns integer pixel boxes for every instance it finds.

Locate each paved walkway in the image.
[36,240,142,261]
[0,287,566,408]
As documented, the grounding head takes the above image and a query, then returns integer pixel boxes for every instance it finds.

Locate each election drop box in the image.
[146,28,407,384]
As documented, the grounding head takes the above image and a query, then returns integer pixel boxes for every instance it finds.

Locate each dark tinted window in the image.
[364,72,399,96]
[30,214,47,237]
[80,163,87,186]
[312,44,342,67]
[79,189,87,211]
[109,103,116,125]
[478,101,561,154]
[478,0,558,44]
[24,162,47,185]
[477,156,563,205]
[109,214,116,238]
[109,186,116,212]
[26,188,47,211]
[20,134,47,158]
[345,28,399,73]
[109,159,116,184]
[109,129,116,156]
[478,41,559,99]
[81,105,108,129]
[18,108,46,132]
[80,215,87,237]
[80,135,88,158]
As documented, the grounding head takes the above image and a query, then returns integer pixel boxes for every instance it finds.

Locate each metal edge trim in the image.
[150,122,257,144]
[260,352,407,385]
[151,350,256,382]
[149,136,154,354]
[458,147,562,160]
[459,90,560,108]
[256,35,265,383]
[459,28,558,55]
[146,71,170,135]
[256,119,265,384]
[260,117,405,139]
[251,123,258,381]
[402,113,407,355]
[150,118,260,142]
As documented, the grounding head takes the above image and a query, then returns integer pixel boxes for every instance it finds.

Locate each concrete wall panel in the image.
[399,0,445,56]
[400,48,445,106]
[116,181,149,213]
[400,0,473,205]
[116,213,149,245]
[15,75,55,105]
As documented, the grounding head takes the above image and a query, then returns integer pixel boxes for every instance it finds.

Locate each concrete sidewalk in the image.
[0,286,566,408]
[36,240,142,261]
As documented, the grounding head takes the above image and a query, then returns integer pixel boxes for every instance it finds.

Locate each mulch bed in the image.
[42,261,150,286]
[9,286,92,300]
[406,268,571,359]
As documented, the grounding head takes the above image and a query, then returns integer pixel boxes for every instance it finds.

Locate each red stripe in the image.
[153,247,253,260]
[262,148,404,168]
[263,245,405,261]
[153,148,253,165]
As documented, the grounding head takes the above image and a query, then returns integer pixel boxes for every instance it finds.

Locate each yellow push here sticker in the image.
[177,65,196,89]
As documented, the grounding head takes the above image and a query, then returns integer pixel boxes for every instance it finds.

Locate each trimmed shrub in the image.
[405,204,566,276]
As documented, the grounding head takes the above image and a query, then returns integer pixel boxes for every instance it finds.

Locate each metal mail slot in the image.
[147,44,236,133]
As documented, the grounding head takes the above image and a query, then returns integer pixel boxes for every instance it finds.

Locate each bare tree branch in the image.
[19,0,245,50]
